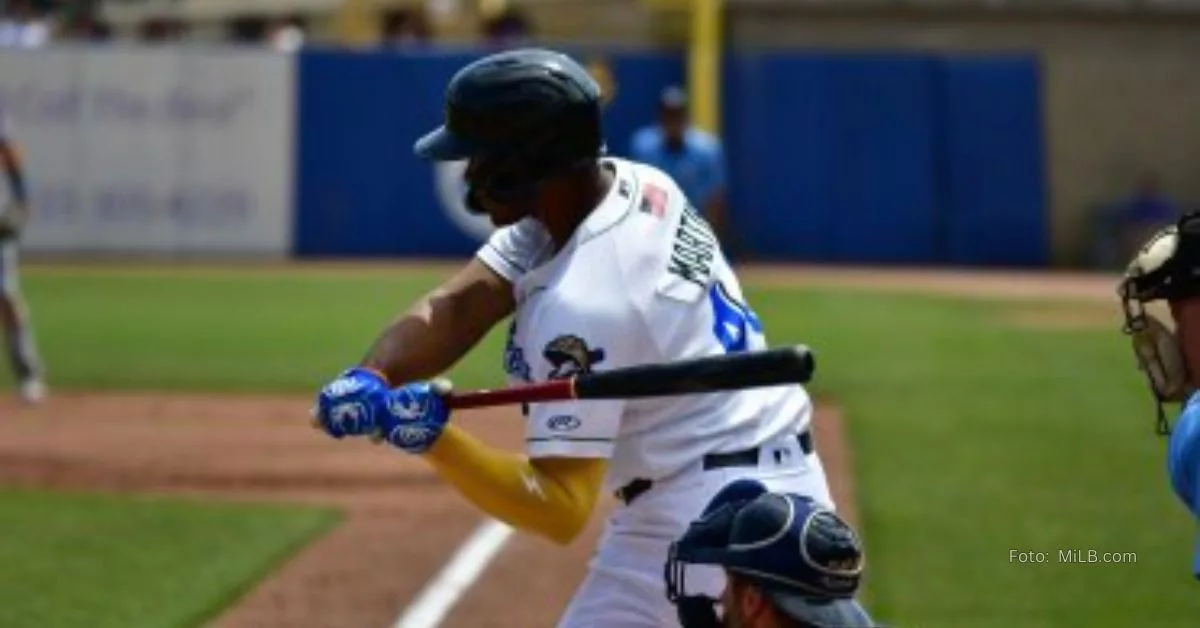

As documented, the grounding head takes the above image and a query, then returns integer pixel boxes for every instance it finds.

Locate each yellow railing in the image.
[334,0,379,46]
[331,0,723,134]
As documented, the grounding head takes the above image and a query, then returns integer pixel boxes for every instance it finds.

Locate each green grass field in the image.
[7,264,1200,627]
[0,488,338,628]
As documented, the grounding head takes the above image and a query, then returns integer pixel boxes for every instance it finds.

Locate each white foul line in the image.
[391,519,515,628]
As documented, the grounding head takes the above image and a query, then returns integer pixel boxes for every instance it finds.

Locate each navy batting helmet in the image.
[414,48,605,211]
[665,479,883,628]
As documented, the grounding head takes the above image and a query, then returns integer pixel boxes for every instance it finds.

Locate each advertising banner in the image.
[0,47,295,256]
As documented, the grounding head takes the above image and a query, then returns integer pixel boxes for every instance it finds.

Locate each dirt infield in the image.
[0,394,856,628]
[0,393,568,627]
[25,258,1124,303]
[0,265,1115,627]
[739,264,1121,301]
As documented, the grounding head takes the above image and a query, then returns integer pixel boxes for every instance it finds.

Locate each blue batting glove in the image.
[372,379,453,454]
[313,367,389,439]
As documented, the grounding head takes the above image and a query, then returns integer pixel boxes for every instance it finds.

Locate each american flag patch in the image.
[639,183,667,218]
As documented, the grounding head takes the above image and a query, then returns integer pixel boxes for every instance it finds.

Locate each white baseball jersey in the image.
[476,157,813,492]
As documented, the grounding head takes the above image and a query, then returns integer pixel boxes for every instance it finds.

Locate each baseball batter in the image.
[312,48,835,627]
[0,104,45,403]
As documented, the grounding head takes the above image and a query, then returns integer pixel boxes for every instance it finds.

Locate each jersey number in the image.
[709,281,764,353]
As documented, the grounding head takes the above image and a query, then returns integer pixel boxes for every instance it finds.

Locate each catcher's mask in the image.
[664,479,881,628]
[665,479,768,628]
[1118,210,1200,435]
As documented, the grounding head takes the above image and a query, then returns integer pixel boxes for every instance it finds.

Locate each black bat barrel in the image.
[573,345,815,400]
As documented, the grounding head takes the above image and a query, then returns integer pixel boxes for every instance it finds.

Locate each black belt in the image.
[615,431,814,506]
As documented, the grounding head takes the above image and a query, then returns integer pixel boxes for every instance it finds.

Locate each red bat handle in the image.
[445,379,577,410]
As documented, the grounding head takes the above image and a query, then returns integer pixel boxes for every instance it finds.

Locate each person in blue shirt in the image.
[629,86,728,237]
[1119,210,1200,580]
[1169,392,1200,580]
[1118,172,1181,264]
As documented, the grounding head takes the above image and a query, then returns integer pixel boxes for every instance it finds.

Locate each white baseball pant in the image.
[0,238,42,384]
[556,431,836,627]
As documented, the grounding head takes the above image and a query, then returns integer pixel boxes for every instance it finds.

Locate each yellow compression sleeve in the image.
[424,425,607,545]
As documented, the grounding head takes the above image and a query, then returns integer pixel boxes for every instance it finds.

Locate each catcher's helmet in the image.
[665,479,883,628]
[414,48,604,210]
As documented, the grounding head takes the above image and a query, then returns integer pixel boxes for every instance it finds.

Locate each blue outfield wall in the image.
[937,56,1047,267]
[294,48,1047,267]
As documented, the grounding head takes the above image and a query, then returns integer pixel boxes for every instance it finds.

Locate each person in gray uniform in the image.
[0,106,45,403]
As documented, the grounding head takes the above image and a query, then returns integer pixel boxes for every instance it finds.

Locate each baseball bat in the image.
[444,344,815,410]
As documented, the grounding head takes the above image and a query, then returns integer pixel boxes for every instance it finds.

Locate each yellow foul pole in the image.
[687,0,723,135]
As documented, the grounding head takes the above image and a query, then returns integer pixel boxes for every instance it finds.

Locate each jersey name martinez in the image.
[668,205,718,289]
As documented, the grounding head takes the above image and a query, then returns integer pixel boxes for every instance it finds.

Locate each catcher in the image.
[1118,209,1200,580]
[665,478,884,627]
